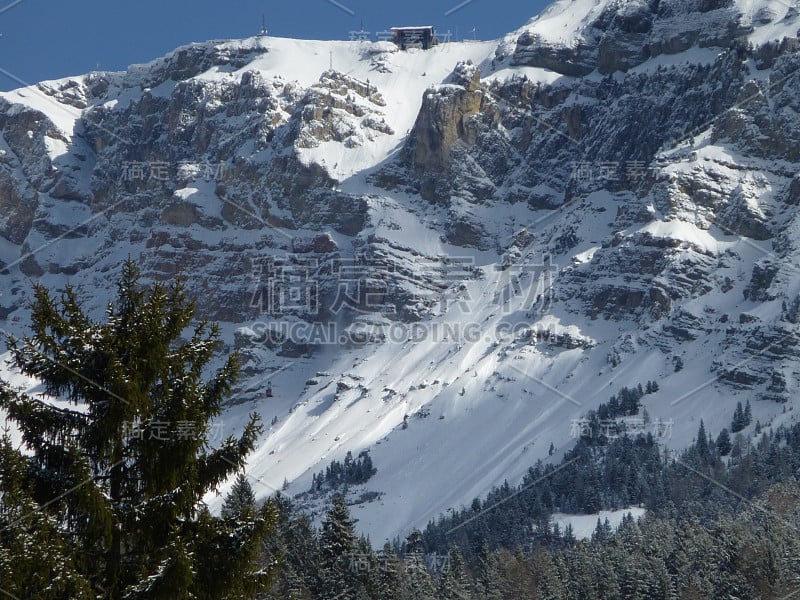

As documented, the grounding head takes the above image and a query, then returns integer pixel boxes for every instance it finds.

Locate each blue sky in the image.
[0,1,550,91]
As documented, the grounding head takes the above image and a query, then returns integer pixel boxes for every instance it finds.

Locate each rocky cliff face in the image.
[3,0,800,540]
[508,0,751,75]
[365,0,800,406]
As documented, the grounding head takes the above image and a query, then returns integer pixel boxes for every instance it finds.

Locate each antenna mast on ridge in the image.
[348,19,370,42]
[259,14,268,36]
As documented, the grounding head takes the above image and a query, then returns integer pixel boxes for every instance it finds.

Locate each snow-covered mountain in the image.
[3,0,800,545]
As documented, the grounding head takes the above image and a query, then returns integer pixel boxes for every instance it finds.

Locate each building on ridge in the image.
[390,26,438,50]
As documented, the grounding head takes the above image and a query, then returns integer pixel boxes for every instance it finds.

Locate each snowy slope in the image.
[213,188,793,545]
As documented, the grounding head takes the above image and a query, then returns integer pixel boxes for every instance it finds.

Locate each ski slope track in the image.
[2,0,800,545]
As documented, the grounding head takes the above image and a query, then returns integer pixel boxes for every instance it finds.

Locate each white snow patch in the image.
[552,507,647,540]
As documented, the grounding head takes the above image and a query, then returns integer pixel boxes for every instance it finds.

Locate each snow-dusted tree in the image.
[400,555,436,600]
[320,494,358,599]
[367,542,402,600]
[436,546,472,600]
[716,428,732,457]
[0,260,275,599]
[399,529,436,599]
[731,401,750,433]
[591,518,613,544]
[0,434,94,599]
[473,543,503,600]
[696,419,710,459]
[222,472,257,518]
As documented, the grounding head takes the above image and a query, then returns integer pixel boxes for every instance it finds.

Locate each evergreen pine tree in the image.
[473,542,501,600]
[436,546,471,600]
[592,518,609,544]
[696,420,709,459]
[716,428,732,457]
[0,435,94,599]
[320,494,358,599]
[732,402,745,432]
[405,529,426,555]
[401,530,436,600]
[563,523,576,547]
[0,261,275,599]
[744,399,752,427]
[592,548,622,599]
[222,472,257,518]
[285,511,323,597]
[532,547,567,599]
[564,544,596,599]
[283,565,314,600]
[368,542,402,600]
